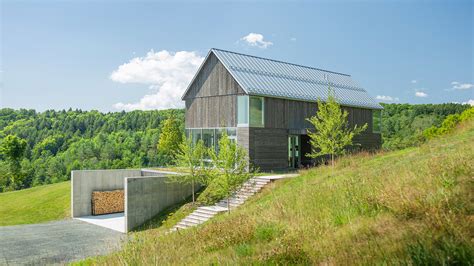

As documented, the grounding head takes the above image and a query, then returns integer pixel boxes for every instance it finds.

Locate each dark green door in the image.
[288,135,300,168]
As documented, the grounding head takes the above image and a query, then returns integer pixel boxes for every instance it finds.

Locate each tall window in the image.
[250,96,264,127]
[372,110,382,133]
[237,96,249,126]
[237,95,264,127]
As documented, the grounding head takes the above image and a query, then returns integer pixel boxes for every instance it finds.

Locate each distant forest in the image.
[0,103,470,192]
[0,108,184,192]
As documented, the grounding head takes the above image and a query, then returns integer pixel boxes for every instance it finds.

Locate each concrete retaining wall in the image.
[125,175,198,232]
[71,169,141,217]
[72,169,198,232]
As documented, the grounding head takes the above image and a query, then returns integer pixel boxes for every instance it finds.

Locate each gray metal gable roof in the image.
[209,48,382,110]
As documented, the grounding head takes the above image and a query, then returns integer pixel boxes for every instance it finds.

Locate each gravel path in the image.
[0,219,124,265]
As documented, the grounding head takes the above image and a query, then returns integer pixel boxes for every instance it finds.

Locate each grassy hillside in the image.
[83,118,473,265]
[0,181,70,226]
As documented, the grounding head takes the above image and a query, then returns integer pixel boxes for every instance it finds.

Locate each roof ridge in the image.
[210,48,351,77]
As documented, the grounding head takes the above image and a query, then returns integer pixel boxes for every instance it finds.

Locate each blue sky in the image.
[1,0,473,111]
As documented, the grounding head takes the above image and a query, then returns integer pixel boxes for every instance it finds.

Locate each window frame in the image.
[237,95,265,128]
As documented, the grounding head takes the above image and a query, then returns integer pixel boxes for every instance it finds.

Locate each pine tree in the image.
[306,88,368,167]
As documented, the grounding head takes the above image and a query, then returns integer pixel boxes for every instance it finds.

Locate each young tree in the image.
[173,136,208,203]
[0,135,27,189]
[157,114,183,164]
[209,132,251,213]
[306,88,368,167]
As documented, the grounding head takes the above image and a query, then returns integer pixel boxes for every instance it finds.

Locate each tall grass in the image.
[83,119,473,265]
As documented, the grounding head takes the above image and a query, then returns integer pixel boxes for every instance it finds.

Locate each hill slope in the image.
[87,120,474,265]
[0,181,70,226]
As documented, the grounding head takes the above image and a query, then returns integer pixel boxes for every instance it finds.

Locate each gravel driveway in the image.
[0,219,124,265]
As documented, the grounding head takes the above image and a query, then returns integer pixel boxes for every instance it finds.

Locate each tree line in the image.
[0,108,184,192]
[0,102,470,192]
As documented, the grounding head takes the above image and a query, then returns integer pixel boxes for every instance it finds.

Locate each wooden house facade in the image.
[182,49,382,171]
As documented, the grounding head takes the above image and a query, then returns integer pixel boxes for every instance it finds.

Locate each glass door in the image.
[288,135,300,168]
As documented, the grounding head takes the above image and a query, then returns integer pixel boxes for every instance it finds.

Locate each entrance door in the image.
[288,135,300,168]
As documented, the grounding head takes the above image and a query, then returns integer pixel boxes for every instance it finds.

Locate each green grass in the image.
[0,181,70,226]
[81,119,474,265]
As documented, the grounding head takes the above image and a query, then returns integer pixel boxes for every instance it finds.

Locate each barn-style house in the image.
[182,48,382,171]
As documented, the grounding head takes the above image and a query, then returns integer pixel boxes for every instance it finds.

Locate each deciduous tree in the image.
[173,136,208,203]
[209,132,251,213]
[157,114,183,163]
[306,88,367,167]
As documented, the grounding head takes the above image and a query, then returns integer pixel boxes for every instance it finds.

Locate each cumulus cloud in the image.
[110,50,204,111]
[375,95,399,102]
[451,81,473,90]
[462,99,474,106]
[240,33,273,48]
[415,91,428,98]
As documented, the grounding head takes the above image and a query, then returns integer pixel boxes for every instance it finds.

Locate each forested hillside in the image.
[0,109,184,192]
[0,103,469,193]
[380,103,470,150]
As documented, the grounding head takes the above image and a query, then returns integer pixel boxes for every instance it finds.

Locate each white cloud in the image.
[110,50,204,111]
[462,99,474,106]
[411,80,417,84]
[290,37,297,42]
[240,33,273,49]
[375,95,399,102]
[415,91,428,98]
[451,81,473,90]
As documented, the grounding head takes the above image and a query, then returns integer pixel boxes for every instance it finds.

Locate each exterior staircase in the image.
[171,174,297,231]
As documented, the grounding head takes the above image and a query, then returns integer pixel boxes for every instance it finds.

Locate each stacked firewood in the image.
[91,190,124,215]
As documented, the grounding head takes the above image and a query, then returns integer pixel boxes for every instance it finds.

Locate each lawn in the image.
[0,181,70,226]
[81,119,473,264]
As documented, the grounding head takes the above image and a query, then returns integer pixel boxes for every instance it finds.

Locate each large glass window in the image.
[185,127,237,153]
[249,96,264,127]
[238,95,264,127]
[372,110,382,133]
[237,96,249,126]
[202,129,215,148]
[191,129,202,145]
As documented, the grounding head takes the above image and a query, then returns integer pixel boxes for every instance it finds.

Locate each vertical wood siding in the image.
[183,53,381,170]
[184,53,245,128]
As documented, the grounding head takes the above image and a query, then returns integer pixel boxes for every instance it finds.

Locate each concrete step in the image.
[187,214,211,222]
[232,193,252,200]
[199,206,228,212]
[182,216,207,224]
[216,202,239,209]
[217,200,241,208]
[173,224,188,230]
[242,182,265,188]
[226,197,246,204]
[235,190,256,196]
[243,181,266,187]
[248,180,270,185]
[177,220,200,227]
[194,208,218,216]
[239,187,262,193]
[252,177,273,182]
[192,211,214,219]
